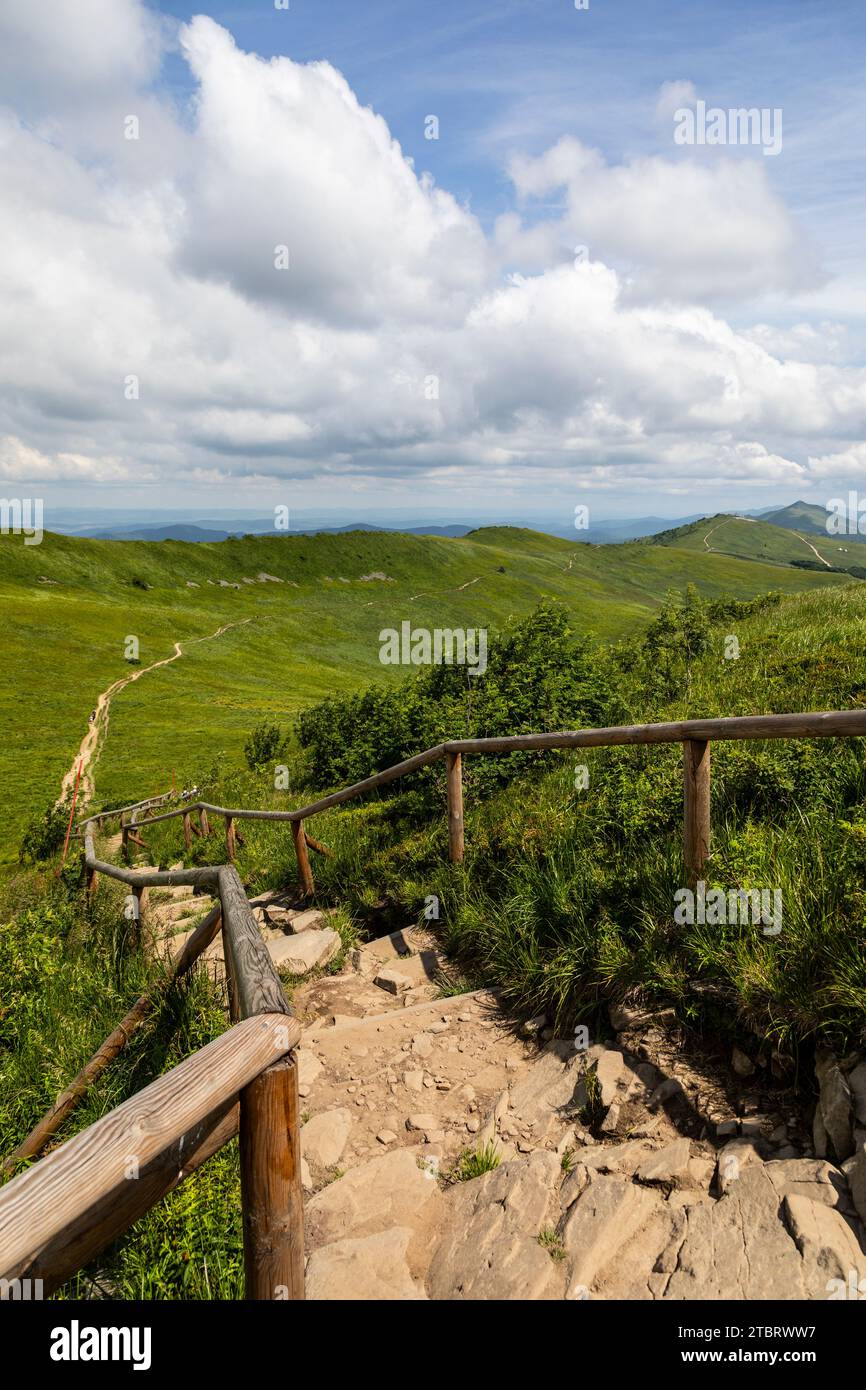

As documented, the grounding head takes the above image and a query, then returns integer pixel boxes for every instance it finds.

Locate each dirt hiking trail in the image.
[56,619,253,808]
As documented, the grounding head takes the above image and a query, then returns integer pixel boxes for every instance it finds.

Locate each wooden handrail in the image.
[78,708,866,837]
[25,818,307,1299]
[11,703,864,1301]
[1,904,224,1178]
[0,1013,299,1292]
[76,706,866,896]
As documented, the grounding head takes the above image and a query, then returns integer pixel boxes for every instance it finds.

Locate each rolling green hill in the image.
[763,498,866,543]
[648,512,865,572]
[0,524,849,870]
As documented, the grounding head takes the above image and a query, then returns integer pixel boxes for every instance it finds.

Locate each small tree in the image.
[20,802,71,863]
[244,721,285,770]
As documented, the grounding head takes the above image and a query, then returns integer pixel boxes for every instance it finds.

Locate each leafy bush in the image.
[296,601,621,799]
[244,721,286,771]
[19,802,71,863]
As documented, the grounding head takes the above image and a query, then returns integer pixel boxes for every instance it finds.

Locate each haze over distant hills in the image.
[42,499,851,546]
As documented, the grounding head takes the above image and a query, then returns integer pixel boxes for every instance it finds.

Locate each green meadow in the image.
[1,525,864,1299]
[0,522,846,869]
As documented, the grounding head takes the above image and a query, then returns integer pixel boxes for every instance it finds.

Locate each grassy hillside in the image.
[764,499,866,543]
[71,580,866,1055]
[648,512,862,571]
[173,581,866,1047]
[3,579,866,1299]
[0,524,846,870]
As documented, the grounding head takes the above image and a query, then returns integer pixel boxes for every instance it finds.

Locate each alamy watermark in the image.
[379,622,487,676]
[674,880,782,936]
[49,1321,151,1371]
[826,1269,866,1300]
[1,497,43,545]
[826,492,866,536]
[674,100,782,157]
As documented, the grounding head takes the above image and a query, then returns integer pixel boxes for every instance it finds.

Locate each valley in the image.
[0,520,846,870]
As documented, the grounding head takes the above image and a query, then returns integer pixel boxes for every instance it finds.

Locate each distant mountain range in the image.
[84,520,474,543]
[50,500,854,547]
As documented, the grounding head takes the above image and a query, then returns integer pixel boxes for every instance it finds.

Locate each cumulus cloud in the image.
[0,4,860,505]
[176,17,489,328]
[0,436,136,483]
[507,136,823,302]
[0,0,164,107]
[807,442,866,481]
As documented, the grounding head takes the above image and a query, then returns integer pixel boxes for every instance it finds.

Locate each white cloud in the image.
[0,6,861,506]
[807,442,866,481]
[0,436,135,483]
[176,17,489,328]
[508,135,823,303]
[0,0,164,106]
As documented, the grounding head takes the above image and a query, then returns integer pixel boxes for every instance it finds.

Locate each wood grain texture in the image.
[683,739,711,888]
[446,750,465,863]
[0,1013,299,1285]
[10,1100,240,1296]
[292,819,315,896]
[240,1055,305,1300]
[443,709,866,755]
[218,866,292,1020]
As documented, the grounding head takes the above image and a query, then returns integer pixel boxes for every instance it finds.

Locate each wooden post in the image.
[121,821,130,864]
[183,812,192,849]
[199,808,210,836]
[133,885,148,926]
[226,815,236,862]
[86,867,99,900]
[291,819,314,897]
[239,1052,305,1301]
[683,739,711,889]
[446,751,465,863]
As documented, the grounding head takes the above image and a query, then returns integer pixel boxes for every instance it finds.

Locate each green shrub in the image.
[296,601,621,799]
[244,721,286,771]
[19,802,71,863]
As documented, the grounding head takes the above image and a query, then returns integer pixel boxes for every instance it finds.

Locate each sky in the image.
[1,0,865,524]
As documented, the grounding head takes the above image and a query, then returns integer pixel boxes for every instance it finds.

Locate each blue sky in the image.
[152,0,866,264]
[1,0,865,521]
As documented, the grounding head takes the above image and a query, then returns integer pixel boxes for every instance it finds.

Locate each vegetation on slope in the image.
[0,525,845,869]
[3,560,865,1298]
[649,512,866,575]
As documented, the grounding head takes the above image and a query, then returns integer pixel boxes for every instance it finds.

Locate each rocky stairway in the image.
[289,962,866,1300]
[95,826,866,1300]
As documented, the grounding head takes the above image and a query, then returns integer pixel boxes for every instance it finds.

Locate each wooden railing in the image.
[82,708,866,892]
[2,706,865,1301]
[0,831,304,1299]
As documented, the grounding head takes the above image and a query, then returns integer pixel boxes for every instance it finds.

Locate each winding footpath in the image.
[57,619,253,808]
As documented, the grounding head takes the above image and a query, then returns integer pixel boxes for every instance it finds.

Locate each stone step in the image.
[253,903,336,936]
[267,927,341,977]
[351,925,436,973]
[370,948,444,996]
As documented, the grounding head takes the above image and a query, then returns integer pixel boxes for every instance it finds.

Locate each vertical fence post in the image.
[183,812,192,849]
[446,751,465,863]
[86,867,99,899]
[239,1050,305,1301]
[683,738,711,889]
[225,815,236,862]
[291,819,315,897]
[121,819,130,865]
[199,807,210,836]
